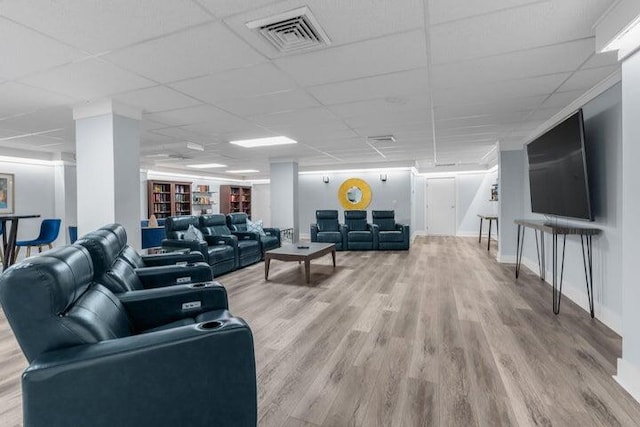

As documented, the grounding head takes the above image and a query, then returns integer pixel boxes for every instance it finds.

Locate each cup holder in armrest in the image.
[191,283,206,288]
[197,320,223,330]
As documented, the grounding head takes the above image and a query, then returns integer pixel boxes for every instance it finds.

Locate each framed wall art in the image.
[0,173,14,215]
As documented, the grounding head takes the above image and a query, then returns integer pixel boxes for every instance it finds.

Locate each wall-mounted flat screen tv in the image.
[526,109,592,220]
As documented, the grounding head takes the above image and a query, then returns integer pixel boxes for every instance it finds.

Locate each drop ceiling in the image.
[0,0,620,178]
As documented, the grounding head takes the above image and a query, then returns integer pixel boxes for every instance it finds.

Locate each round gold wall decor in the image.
[338,178,372,210]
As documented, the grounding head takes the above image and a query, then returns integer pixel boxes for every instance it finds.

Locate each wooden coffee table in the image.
[264,242,336,284]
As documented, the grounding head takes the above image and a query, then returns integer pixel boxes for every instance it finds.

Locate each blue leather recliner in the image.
[162,215,239,276]
[372,210,410,250]
[310,210,347,251]
[197,214,239,275]
[226,212,281,255]
[0,244,257,427]
[344,210,378,250]
[77,228,213,294]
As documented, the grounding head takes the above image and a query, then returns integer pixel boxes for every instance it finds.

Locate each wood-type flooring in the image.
[1,236,639,426]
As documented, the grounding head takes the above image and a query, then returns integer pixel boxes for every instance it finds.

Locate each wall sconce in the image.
[322,175,330,183]
[380,174,387,182]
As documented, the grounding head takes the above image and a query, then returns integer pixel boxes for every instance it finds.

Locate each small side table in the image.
[478,214,498,251]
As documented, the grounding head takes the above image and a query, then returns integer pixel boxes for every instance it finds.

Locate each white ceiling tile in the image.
[146,104,240,127]
[432,73,571,106]
[19,58,154,101]
[0,0,211,53]
[104,23,266,83]
[197,0,282,18]
[218,89,320,117]
[149,126,208,141]
[582,51,619,69]
[0,17,85,80]
[327,96,428,119]
[223,0,424,61]
[250,107,339,128]
[0,106,72,133]
[430,0,612,63]
[309,68,428,105]
[179,116,262,135]
[557,66,619,93]
[344,108,429,130]
[170,63,297,103]
[428,0,542,25]
[113,85,202,113]
[432,38,595,87]
[540,89,587,109]
[0,82,75,118]
[273,30,427,86]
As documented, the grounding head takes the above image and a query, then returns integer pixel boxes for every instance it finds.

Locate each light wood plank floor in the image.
[2,236,640,426]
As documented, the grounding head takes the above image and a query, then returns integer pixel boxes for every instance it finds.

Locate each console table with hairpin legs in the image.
[514,219,601,317]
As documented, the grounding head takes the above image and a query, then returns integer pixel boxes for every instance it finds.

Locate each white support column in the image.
[53,160,77,244]
[497,149,524,263]
[74,100,142,249]
[595,2,640,402]
[616,48,640,402]
[270,161,299,242]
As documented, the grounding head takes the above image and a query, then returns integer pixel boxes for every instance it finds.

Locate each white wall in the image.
[412,170,498,238]
[298,170,411,238]
[252,183,271,226]
[0,160,59,250]
[498,150,525,262]
[512,83,623,332]
[270,162,299,239]
[54,163,76,244]
[456,171,499,236]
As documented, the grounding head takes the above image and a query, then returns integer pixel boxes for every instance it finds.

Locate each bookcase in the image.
[192,184,216,215]
[147,180,192,219]
[220,185,251,218]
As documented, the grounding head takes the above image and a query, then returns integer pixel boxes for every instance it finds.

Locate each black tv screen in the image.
[526,109,592,220]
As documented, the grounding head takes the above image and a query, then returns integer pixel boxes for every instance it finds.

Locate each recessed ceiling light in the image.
[187,163,227,169]
[227,169,259,174]
[229,136,297,148]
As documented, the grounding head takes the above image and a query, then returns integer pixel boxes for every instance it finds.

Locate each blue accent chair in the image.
[15,218,61,257]
[344,210,377,250]
[310,210,347,251]
[68,226,77,244]
[372,210,410,250]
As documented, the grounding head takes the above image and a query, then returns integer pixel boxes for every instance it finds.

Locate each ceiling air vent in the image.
[368,135,396,144]
[246,7,330,54]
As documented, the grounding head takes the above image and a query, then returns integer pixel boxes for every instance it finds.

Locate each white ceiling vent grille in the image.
[368,135,396,144]
[246,7,330,54]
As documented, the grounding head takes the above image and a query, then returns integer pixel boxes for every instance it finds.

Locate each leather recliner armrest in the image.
[140,251,204,267]
[368,223,380,249]
[134,262,213,288]
[23,319,257,427]
[118,282,228,330]
[204,234,237,248]
[310,224,319,241]
[263,227,281,245]
[232,231,260,241]
[161,238,209,261]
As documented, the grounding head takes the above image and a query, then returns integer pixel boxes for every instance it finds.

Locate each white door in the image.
[427,178,456,236]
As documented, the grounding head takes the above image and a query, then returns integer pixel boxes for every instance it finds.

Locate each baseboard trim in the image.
[411,231,427,242]
[615,358,640,403]
[517,256,621,334]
